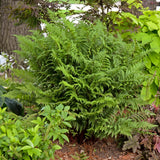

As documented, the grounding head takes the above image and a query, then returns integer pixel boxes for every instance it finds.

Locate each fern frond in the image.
[14,13,153,138]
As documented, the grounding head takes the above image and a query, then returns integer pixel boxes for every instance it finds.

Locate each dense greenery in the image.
[1,0,160,159]
[135,11,160,106]
[116,9,160,106]
[13,12,155,138]
[0,105,74,160]
[10,0,143,29]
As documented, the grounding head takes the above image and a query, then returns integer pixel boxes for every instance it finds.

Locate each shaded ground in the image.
[55,135,136,160]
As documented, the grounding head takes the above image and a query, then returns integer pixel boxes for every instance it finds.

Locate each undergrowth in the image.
[0,104,74,160]
[123,106,160,160]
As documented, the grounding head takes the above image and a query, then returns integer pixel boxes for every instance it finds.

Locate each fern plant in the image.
[14,12,154,138]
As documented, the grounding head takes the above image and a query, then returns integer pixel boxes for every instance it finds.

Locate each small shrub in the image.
[15,12,154,138]
[134,10,160,106]
[0,104,75,160]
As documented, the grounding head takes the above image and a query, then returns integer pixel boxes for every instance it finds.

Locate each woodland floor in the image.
[55,135,137,160]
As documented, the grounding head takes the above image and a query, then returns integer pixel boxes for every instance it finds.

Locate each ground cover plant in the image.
[122,106,160,159]
[0,104,74,160]
[13,11,156,140]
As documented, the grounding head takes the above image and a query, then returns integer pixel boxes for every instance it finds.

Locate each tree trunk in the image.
[0,0,31,55]
[142,0,157,10]
[0,0,34,74]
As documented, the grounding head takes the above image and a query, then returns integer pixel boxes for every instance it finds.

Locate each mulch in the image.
[55,135,136,160]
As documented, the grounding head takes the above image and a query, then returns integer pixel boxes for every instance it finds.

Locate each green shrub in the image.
[134,10,160,106]
[107,9,160,110]
[15,12,154,138]
[0,104,74,160]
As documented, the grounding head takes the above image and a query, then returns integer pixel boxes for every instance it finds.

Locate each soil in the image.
[55,135,137,160]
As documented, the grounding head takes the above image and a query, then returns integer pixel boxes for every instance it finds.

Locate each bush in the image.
[0,104,74,160]
[15,12,154,138]
[134,10,160,106]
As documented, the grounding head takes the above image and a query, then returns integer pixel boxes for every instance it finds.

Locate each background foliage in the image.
[134,11,160,107]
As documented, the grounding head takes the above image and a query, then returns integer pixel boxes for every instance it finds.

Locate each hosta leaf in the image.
[0,85,6,94]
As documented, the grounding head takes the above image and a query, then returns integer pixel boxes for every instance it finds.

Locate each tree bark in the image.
[0,0,31,56]
[142,0,157,10]
[0,0,158,56]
